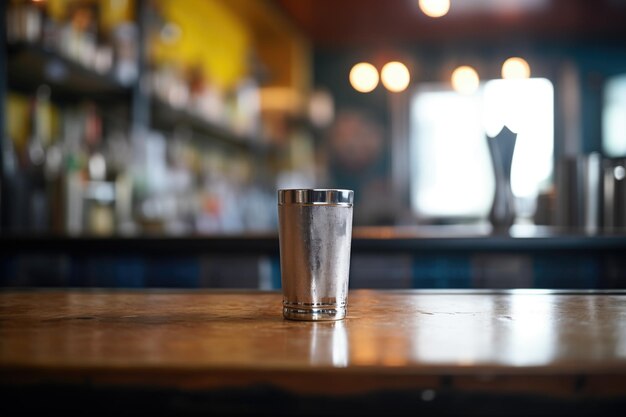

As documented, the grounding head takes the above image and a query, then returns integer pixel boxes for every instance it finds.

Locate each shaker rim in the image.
[278,189,353,205]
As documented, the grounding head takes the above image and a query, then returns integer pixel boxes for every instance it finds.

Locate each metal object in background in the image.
[278,189,354,321]
[603,158,626,231]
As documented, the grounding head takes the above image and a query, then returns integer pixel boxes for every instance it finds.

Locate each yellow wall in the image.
[43,0,308,93]
[44,0,250,89]
[151,0,251,90]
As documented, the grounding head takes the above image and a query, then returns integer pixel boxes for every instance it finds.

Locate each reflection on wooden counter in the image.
[1,289,626,415]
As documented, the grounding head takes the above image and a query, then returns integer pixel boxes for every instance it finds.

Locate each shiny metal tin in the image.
[278,189,354,321]
[278,189,354,206]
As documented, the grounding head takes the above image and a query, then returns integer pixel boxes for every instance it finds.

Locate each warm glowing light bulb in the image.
[349,62,379,93]
[451,66,480,95]
[419,0,450,18]
[381,61,411,92]
[501,57,531,80]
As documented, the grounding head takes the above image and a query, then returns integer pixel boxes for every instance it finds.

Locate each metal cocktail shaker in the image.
[278,189,354,321]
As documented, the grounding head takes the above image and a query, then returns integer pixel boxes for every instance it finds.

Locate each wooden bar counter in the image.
[1,289,626,416]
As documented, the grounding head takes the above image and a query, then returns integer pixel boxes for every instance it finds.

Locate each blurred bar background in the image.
[1,0,626,289]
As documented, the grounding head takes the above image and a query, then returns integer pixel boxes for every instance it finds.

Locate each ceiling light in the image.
[381,61,411,93]
[419,0,450,18]
[501,57,531,80]
[451,66,480,95]
[349,62,379,93]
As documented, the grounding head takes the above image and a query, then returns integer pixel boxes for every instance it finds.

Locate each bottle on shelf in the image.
[24,85,49,233]
[6,0,45,44]
[112,21,139,85]
[5,85,64,234]
[7,0,132,81]
[59,101,116,236]
[187,64,225,126]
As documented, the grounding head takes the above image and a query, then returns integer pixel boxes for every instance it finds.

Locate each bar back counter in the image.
[2,225,626,289]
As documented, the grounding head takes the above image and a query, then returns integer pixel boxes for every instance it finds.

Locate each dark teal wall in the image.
[313,40,626,164]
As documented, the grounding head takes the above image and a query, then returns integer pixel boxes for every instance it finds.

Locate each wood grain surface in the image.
[1,289,626,396]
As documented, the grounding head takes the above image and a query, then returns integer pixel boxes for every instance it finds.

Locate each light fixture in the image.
[349,62,379,93]
[381,61,411,93]
[501,57,531,80]
[419,0,450,18]
[451,66,480,95]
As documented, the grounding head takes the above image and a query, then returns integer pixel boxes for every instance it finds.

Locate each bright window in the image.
[410,78,554,221]
[410,87,493,220]
[603,74,626,157]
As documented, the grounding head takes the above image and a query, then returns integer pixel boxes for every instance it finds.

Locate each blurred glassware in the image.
[487,126,517,233]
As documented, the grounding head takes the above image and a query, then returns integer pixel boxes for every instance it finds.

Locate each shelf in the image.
[151,97,283,155]
[7,42,131,102]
